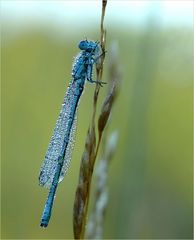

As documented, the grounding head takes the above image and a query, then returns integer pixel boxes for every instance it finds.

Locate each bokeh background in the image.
[1,0,193,239]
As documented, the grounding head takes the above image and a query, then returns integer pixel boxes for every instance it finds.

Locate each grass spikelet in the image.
[86,131,119,239]
[73,125,96,239]
[97,40,121,156]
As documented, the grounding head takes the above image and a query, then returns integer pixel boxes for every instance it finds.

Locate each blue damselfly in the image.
[39,40,105,227]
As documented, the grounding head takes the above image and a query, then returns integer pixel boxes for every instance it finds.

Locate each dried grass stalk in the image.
[73,1,108,239]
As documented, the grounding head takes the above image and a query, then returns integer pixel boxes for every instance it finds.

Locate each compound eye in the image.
[78,40,88,50]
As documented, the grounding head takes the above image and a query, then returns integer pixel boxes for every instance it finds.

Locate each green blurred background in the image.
[1,1,193,239]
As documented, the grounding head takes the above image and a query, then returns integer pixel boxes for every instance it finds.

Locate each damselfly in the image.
[39,40,105,227]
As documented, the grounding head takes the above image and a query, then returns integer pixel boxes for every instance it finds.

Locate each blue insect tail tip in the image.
[40,220,48,228]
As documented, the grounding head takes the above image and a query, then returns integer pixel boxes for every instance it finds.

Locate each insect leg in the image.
[86,59,106,86]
